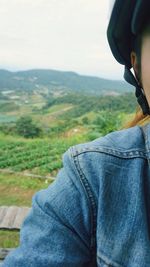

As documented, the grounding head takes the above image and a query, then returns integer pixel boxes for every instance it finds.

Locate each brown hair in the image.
[121,104,150,129]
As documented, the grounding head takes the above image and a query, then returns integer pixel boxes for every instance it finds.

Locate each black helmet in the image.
[107,0,150,115]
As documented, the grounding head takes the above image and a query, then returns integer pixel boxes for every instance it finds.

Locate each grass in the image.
[0,112,133,249]
[0,172,53,206]
[0,172,54,248]
[0,230,20,248]
[47,103,73,114]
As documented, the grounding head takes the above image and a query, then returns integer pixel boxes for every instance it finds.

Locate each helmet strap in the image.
[124,66,150,115]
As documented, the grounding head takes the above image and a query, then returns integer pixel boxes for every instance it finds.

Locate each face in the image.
[131,35,150,106]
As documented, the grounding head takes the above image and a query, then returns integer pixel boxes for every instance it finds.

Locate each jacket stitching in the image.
[71,146,97,255]
[139,125,150,151]
[139,125,150,165]
[71,147,147,159]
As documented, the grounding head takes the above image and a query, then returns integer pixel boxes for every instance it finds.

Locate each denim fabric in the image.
[2,123,150,267]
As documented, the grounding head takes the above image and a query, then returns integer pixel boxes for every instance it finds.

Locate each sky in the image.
[0,0,125,80]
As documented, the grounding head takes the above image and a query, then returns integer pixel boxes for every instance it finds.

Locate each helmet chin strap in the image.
[124,66,150,115]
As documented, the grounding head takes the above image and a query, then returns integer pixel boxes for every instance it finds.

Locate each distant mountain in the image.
[0,69,135,96]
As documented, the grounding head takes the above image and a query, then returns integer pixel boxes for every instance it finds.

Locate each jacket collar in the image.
[139,122,150,157]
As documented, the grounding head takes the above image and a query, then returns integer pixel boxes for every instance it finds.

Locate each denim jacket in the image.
[2,122,150,267]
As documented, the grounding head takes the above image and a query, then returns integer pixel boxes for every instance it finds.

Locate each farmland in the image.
[0,84,138,249]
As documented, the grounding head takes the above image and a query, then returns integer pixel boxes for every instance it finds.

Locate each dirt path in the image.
[0,169,55,181]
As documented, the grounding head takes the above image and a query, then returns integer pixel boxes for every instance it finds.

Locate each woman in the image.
[2,0,150,266]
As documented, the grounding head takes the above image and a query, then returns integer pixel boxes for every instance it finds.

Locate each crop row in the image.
[0,139,70,158]
[11,158,62,172]
[0,153,61,168]
[0,147,54,162]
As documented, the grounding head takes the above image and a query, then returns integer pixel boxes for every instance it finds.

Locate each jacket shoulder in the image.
[70,125,145,157]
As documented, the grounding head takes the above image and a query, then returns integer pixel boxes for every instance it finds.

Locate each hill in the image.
[0,69,134,98]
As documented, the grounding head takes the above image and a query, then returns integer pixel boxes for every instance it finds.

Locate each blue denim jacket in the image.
[2,123,150,267]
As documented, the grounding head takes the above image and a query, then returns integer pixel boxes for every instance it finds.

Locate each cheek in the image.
[141,54,150,105]
[141,53,150,90]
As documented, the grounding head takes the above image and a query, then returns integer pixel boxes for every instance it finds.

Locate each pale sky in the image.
[0,0,124,80]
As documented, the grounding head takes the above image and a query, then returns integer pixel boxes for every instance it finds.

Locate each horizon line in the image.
[0,67,125,82]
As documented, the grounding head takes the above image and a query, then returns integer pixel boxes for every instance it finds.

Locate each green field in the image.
[0,91,137,249]
[0,131,95,248]
[0,230,20,248]
[0,132,89,175]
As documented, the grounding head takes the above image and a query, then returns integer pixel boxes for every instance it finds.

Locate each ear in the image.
[130,51,140,82]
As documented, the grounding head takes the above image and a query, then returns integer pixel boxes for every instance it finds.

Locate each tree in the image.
[16,116,42,138]
[82,116,89,125]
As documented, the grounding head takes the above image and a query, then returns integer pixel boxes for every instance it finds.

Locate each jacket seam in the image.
[70,146,97,255]
[71,147,147,159]
[139,125,150,152]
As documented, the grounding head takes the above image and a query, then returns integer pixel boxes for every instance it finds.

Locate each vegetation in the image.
[0,230,20,248]
[15,116,42,138]
[0,89,137,248]
[0,69,133,95]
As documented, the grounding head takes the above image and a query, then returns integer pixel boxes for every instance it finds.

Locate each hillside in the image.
[0,69,134,98]
[0,69,139,252]
[0,68,138,143]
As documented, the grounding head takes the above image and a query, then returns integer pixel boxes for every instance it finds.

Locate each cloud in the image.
[0,0,123,80]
